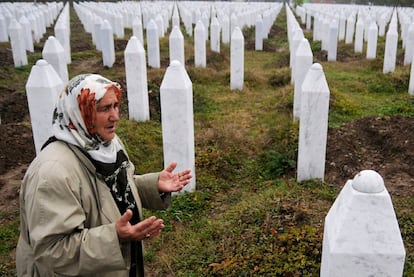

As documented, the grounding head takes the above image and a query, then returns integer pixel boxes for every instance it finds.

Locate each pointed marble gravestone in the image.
[124,36,149,122]
[113,12,124,39]
[255,15,263,51]
[201,12,209,41]
[403,23,414,66]
[293,38,313,122]
[160,60,196,193]
[210,17,220,53]
[327,20,338,62]
[132,17,144,45]
[54,12,71,64]
[338,14,346,41]
[297,63,330,182]
[378,15,388,37]
[321,18,330,51]
[172,4,180,28]
[230,13,239,38]
[366,22,378,59]
[8,18,27,67]
[194,20,206,68]
[147,19,160,68]
[230,27,244,91]
[26,59,64,154]
[290,28,304,84]
[42,36,69,83]
[312,15,323,41]
[29,13,41,44]
[345,15,355,44]
[93,16,103,51]
[155,14,164,38]
[19,16,34,52]
[221,16,230,44]
[169,25,185,66]
[354,19,364,53]
[100,20,115,68]
[320,170,406,277]
[383,25,398,74]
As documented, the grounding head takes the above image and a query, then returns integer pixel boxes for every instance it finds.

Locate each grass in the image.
[1,3,414,277]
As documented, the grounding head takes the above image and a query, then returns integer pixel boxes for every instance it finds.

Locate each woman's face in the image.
[93,88,120,142]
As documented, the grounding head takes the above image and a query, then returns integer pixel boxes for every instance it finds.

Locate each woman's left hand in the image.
[158,161,192,193]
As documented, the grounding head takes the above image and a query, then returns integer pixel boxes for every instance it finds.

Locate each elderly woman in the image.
[16,74,192,277]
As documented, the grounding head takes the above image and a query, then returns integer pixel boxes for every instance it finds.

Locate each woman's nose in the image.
[109,107,119,121]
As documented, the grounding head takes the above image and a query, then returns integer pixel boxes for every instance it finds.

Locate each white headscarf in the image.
[52,74,123,163]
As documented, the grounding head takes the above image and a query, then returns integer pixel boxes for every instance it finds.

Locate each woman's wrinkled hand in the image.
[116,209,164,241]
[158,161,192,193]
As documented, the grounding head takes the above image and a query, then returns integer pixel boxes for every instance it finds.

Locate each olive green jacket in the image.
[16,138,171,276]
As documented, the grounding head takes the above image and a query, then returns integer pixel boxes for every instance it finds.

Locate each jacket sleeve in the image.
[133,172,172,210]
[25,160,127,275]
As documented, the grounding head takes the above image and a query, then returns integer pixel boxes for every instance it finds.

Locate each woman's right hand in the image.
[116,209,164,241]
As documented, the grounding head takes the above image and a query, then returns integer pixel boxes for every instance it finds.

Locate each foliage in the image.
[0,212,19,275]
[334,0,414,6]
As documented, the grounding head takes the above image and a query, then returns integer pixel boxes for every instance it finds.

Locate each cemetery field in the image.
[1,4,414,276]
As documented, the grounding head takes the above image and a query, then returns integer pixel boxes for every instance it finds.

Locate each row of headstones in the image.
[73,1,278,42]
[23,0,276,197]
[285,4,406,276]
[285,4,327,185]
[25,56,197,193]
[27,0,282,196]
[32,1,278,196]
[23,2,406,274]
[289,1,414,186]
[296,3,414,96]
[72,1,282,91]
[32,1,323,194]
[1,1,63,67]
[6,0,282,93]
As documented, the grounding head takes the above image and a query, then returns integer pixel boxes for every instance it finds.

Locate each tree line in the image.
[293,0,413,7]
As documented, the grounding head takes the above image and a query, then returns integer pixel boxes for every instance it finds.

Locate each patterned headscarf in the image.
[52,74,123,163]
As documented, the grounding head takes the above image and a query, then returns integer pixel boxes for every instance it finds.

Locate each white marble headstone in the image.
[327,19,338,62]
[169,26,185,66]
[26,60,64,154]
[366,22,378,59]
[8,18,27,67]
[42,36,69,83]
[297,63,330,182]
[147,19,160,68]
[293,38,313,121]
[124,36,149,122]
[100,20,115,68]
[194,20,206,68]
[383,23,398,74]
[354,18,364,53]
[320,170,406,277]
[160,60,196,193]
[230,27,244,91]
